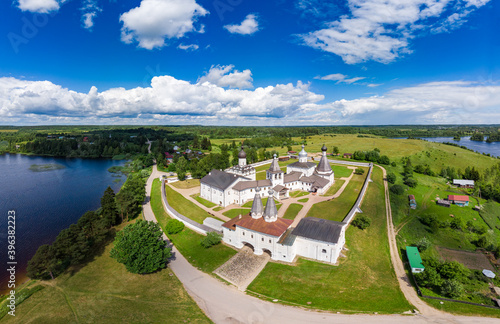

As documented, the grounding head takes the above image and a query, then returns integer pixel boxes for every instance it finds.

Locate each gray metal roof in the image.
[284,171,302,183]
[316,154,332,173]
[300,175,330,188]
[263,191,278,220]
[200,169,241,190]
[232,179,272,191]
[268,156,282,173]
[292,217,345,244]
[287,161,316,169]
[453,179,474,185]
[251,192,264,217]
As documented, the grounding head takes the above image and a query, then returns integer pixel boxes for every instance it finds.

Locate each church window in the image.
[322,249,327,253]
[261,238,264,242]
[251,234,253,238]
[242,231,245,236]
[269,239,271,243]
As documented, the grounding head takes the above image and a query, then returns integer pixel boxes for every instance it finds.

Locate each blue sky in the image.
[0,0,498,125]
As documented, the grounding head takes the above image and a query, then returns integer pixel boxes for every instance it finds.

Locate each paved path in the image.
[143,163,499,324]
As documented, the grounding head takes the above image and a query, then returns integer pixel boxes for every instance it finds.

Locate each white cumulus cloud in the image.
[17,0,61,13]
[120,0,208,50]
[198,65,254,89]
[301,0,491,64]
[315,73,365,84]
[224,14,259,35]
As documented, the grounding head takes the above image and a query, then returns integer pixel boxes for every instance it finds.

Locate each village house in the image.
[453,179,475,188]
[343,153,353,159]
[447,195,470,207]
[408,195,417,209]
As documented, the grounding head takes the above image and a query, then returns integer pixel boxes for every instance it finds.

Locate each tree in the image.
[439,261,470,281]
[176,156,188,181]
[116,190,135,222]
[386,172,396,184]
[353,150,365,160]
[354,167,365,175]
[404,177,418,188]
[110,220,171,274]
[101,187,119,227]
[352,215,371,230]
[415,237,431,252]
[332,146,339,154]
[165,219,185,234]
[390,184,404,195]
[379,155,390,165]
[441,279,464,298]
[26,244,60,280]
[415,266,441,289]
[200,231,222,248]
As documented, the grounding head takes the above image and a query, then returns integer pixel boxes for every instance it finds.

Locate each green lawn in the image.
[307,171,367,222]
[223,208,251,219]
[165,185,211,224]
[480,201,500,234]
[152,179,236,273]
[331,165,353,178]
[289,191,309,198]
[171,179,200,189]
[283,203,303,220]
[298,198,309,203]
[248,168,413,314]
[191,193,216,208]
[0,221,211,323]
[256,171,267,180]
[322,179,345,196]
[213,206,223,211]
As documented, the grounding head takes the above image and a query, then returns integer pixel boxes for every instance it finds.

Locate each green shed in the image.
[406,246,425,273]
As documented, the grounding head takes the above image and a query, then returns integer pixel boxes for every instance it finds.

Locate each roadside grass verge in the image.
[165,185,211,224]
[191,193,216,208]
[307,170,367,222]
[248,168,413,314]
[171,179,200,189]
[298,198,308,203]
[152,179,236,273]
[283,203,303,220]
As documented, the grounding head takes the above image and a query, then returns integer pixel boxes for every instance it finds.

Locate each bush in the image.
[415,237,431,252]
[391,162,397,167]
[404,177,418,188]
[415,266,441,289]
[439,261,470,281]
[386,172,396,184]
[352,215,371,230]
[200,231,222,248]
[379,155,390,165]
[450,216,464,230]
[390,184,404,195]
[354,167,365,175]
[165,219,185,234]
[441,279,464,298]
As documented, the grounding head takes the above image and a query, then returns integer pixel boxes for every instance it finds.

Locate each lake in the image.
[0,154,126,294]
[397,136,500,157]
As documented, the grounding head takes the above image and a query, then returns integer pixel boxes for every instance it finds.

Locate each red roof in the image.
[223,214,293,237]
[165,152,173,158]
[448,195,469,202]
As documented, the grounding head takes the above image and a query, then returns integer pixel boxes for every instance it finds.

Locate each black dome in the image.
[321,144,327,152]
[238,146,246,158]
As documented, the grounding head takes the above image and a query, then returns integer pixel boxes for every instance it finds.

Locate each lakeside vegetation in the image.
[28,163,66,172]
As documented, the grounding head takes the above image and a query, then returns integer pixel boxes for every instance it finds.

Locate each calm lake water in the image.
[0,154,126,294]
[395,136,500,157]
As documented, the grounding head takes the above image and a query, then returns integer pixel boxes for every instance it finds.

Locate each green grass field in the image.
[297,198,309,203]
[165,185,211,224]
[0,221,211,323]
[223,208,251,219]
[152,180,236,273]
[322,179,345,196]
[331,165,353,178]
[248,168,413,314]
[191,193,217,208]
[171,179,200,189]
[307,171,367,222]
[283,203,303,220]
[289,191,309,198]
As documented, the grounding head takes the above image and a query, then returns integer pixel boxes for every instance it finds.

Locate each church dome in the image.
[238,146,246,158]
[298,145,307,159]
[321,144,327,152]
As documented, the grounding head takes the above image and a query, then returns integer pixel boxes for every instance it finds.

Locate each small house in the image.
[173,145,180,151]
[279,156,289,162]
[448,195,469,207]
[408,195,417,209]
[436,199,451,207]
[343,153,353,159]
[164,152,173,164]
[185,149,192,154]
[406,246,425,273]
[83,137,89,142]
[453,179,475,189]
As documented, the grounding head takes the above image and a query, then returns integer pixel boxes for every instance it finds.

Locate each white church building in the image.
[200,144,335,207]
[221,188,347,264]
